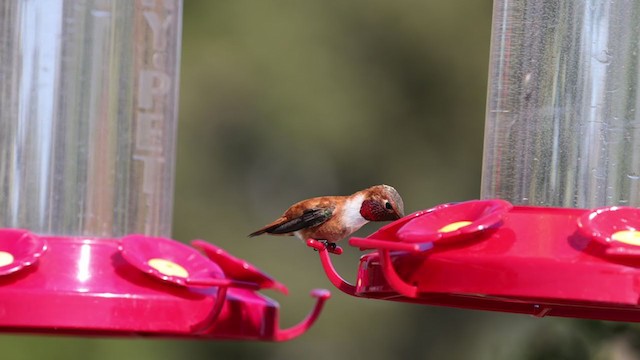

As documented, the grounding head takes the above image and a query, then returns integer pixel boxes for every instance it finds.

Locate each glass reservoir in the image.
[0,0,182,237]
[482,0,640,208]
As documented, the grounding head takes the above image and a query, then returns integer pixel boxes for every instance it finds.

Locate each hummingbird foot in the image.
[319,240,343,255]
[325,241,337,252]
[306,239,344,255]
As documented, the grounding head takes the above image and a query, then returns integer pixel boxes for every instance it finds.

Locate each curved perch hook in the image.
[190,285,229,333]
[275,289,331,341]
[306,239,358,296]
[349,237,432,252]
[379,249,418,298]
[185,277,262,291]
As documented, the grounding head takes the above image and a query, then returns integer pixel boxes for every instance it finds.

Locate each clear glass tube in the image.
[0,0,182,237]
[482,0,640,208]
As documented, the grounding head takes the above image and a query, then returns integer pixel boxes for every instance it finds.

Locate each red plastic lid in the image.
[0,230,329,340]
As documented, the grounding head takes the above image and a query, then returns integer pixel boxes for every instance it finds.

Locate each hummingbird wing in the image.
[271,207,334,234]
[248,206,335,237]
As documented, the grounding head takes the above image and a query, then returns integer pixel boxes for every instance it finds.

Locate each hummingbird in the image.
[249,185,405,250]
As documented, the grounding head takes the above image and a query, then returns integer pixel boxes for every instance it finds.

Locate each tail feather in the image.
[248,218,287,237]
[248,227,270,237]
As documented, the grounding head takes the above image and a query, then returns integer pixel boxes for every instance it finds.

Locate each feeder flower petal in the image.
[396,199,513,244]
[577,206,640,252]
[0,229,47,276]
[192,240,288,295]
[120,235,225,287]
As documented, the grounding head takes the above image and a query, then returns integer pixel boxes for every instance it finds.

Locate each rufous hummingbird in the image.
[249,185,405,250]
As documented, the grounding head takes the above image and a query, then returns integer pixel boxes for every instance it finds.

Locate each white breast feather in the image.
[343,194,369,232]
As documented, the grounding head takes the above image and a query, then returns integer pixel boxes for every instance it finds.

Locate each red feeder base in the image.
[309,200,640,322]
[0,229,329,341]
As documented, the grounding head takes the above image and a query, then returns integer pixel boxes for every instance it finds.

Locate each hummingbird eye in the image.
[384,201,393,210]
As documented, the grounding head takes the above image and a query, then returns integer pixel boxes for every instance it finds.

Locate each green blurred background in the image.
[3,1,640,359]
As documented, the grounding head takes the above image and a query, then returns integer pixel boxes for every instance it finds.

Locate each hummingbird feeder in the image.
[309,0,640,322]
[0,1,328,340]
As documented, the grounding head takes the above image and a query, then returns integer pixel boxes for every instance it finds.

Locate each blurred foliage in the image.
[3,1,640,360]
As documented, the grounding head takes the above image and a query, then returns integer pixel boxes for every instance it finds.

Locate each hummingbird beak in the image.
[397,201,406,218]
[392,208,404,220]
